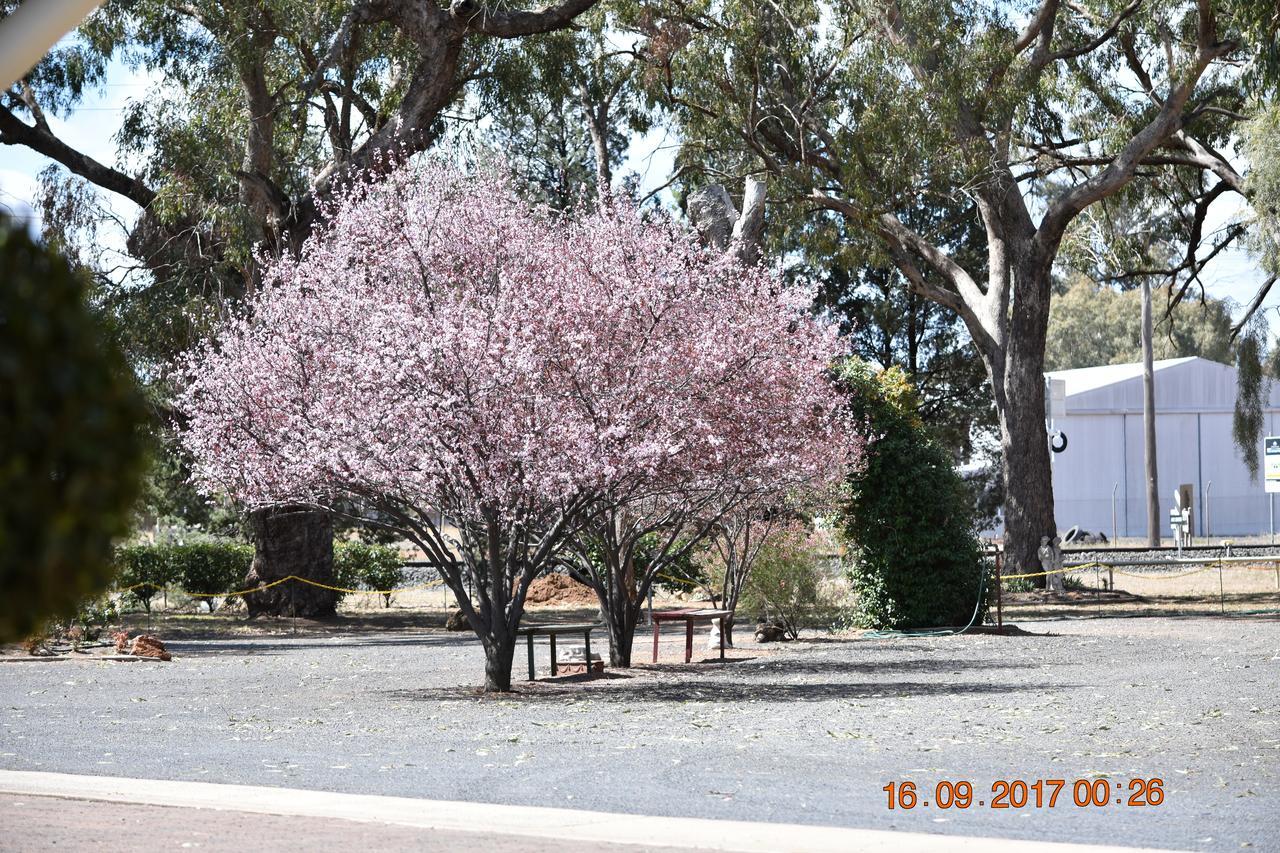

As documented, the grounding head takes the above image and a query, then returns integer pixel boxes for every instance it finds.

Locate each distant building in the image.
[1045,357,1278,539]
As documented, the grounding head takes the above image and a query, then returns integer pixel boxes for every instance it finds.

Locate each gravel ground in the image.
[2,616,1278,851]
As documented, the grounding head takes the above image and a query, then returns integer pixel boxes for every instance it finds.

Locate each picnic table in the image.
[650,608,732,663]
[515,622,602,681]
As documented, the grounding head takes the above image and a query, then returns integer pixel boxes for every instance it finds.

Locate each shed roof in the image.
[1045,356,1278,414]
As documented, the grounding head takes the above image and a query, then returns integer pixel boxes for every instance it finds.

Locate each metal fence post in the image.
[1111,482,1119,545]
[1218,558,1225,615]
[1204,481,1212,545]
[995,549,1003,634]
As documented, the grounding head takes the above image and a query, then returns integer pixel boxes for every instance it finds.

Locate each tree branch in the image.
[1036,2,1236,255]
[0,106,155,209]
[450,0,597,39]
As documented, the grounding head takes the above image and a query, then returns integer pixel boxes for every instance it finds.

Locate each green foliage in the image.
[28,596,121,651]
[635,533,703,596]
[333,541,404,607]
[1233,319,1269,478]
[733,522,826,639]
[113,544,181,612]
[810,258,995,462]
[1245,103,1280,277]
[0,219,147,643]
[66,597,120,643]
[168,542,253,611]
[836,360,987,630]
[470,14,650,209]
[1045,277,1236,371]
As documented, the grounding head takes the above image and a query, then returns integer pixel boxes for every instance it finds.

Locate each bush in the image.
[113,544,180,612]
[0,218,147,642]
[333,541,404,607]
[735,522,826,639]
[836,360,988,630]
[27,595,120,653]
[171,543,253,611]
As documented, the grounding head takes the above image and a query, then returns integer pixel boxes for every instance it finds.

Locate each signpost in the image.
[1266,437,1280,544]
[1266,437,1280,493]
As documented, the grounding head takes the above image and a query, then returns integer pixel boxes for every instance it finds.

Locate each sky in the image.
[0,50,1273,332]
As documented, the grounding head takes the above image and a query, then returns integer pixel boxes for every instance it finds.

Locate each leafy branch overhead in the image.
[641,0,1278,573]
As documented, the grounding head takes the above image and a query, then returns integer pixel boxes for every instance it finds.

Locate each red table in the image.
[650,608,731,663]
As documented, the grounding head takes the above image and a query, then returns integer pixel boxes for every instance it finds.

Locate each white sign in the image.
[1266,436,1280,494]
[1045,378,1066,420]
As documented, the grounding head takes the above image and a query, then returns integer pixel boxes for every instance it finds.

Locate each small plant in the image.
[1003,576,1035,593]
[1062,573,1090,592]
[25,595,120,654]
[113,544,179,612]
[732,522,826,640]
[333,541,404,607]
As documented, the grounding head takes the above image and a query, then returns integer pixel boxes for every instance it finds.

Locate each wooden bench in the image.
[650,608,731,663]
[516,622,602,680]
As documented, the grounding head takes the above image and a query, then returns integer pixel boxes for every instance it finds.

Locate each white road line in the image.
[0,770,1185,853]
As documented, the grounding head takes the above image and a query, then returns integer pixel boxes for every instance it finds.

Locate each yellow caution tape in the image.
[1003,560,1275,582]
[1111,566,1216,580]
[115,575,445,599]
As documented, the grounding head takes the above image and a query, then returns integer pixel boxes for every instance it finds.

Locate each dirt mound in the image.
[524,573,598,606]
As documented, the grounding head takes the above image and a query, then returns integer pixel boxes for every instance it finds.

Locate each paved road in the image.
[2,616,1278,850]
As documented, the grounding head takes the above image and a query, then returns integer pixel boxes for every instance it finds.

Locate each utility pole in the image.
[1142,279,1160,547]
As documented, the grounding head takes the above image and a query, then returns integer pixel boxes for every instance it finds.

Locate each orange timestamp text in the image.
[883,778,1164,810]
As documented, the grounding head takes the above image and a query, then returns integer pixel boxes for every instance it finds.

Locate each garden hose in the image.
[859,560,989,639]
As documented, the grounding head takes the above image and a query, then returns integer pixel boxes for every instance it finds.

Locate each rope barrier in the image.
[114,575,446,599]
[1002,559,1280,582]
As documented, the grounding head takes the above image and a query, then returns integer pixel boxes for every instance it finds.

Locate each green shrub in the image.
[113,544,180,612]
[333,541,404,607]
[735,522,825,639]
[165,542,253,611]
[0,219,147,642]
[836,360,988,630]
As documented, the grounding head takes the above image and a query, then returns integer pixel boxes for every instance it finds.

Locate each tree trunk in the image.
[990,260,1057,585]
[482,631,516,692]
[594,565,642,667]
[245,507,336,617]
[604,601,635,667]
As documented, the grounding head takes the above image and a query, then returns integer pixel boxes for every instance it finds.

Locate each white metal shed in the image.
[1045,357,1280,539]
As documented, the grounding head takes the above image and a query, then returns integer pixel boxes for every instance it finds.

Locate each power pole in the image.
[1142,278,1160,547]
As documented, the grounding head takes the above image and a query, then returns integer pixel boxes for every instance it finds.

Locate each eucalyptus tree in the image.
[641,0,1279,574]
[0,0,598,612]
[469,7,652,208]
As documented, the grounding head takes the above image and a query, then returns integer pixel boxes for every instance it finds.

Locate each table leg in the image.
[719,617,725,660]
[685,620,693,664]
[526,633,535,681]
[584,630,593,677]
[550,633,557,677]
[652,620,660,663]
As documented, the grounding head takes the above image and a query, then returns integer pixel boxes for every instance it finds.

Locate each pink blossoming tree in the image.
[553,205,853,661]
[180,159,855,690]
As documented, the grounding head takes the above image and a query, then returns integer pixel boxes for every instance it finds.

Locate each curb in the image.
[0,771,1189,853]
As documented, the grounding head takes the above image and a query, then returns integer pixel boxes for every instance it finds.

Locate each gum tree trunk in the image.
[244,507,337,617]
[978,256,1057,587]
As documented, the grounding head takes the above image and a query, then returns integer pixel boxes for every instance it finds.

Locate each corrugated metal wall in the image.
[1048,359,1278,538]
